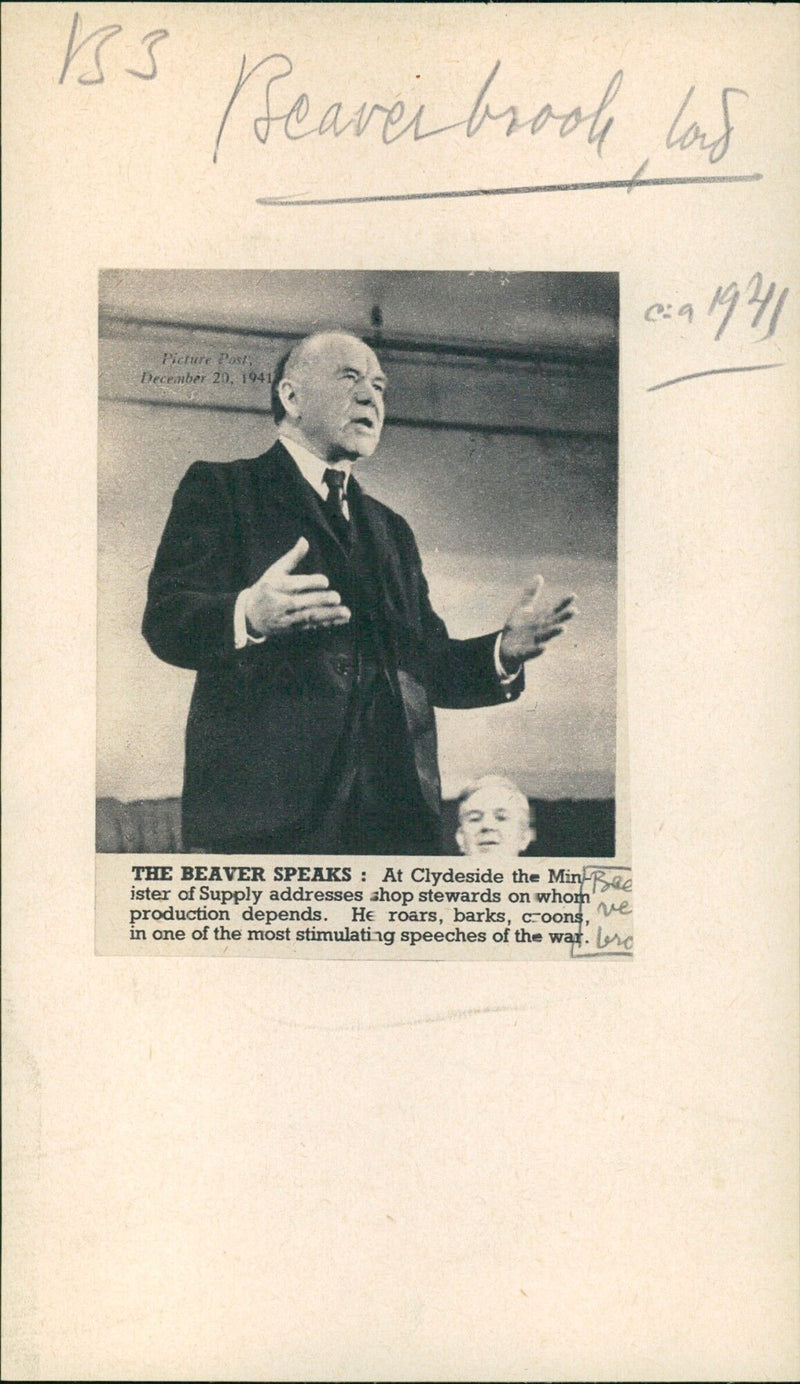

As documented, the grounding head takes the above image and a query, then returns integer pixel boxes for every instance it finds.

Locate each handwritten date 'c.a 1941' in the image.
[645,274,789,343]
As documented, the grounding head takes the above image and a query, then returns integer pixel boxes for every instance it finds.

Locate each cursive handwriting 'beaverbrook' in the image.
[213,55,623,164]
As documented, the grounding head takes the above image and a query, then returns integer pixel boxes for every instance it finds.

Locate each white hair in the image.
[456,774,532,825]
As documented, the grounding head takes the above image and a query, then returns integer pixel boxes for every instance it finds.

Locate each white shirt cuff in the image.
[494,631,521,683]
[234,588,266,649]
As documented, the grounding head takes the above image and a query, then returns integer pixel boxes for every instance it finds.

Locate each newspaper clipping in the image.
[95,269,629,959]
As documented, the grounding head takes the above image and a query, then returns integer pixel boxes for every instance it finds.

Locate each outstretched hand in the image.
[245,537,351,637]
[499,576,577,670]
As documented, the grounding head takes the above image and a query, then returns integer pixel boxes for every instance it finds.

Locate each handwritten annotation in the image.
[572,868,633,959]
[57,16,757,204]
[58,11,168,84]
[644,274,789,390]
[213,52,757,208]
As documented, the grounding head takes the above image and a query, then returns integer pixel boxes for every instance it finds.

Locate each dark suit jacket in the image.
[143,441,523,846]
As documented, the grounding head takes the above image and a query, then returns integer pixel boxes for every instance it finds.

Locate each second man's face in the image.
[456,787,532,858]
[291,335,387,462]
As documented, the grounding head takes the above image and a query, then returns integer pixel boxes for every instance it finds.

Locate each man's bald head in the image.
[271,332,387,462]
[271,333,358,417]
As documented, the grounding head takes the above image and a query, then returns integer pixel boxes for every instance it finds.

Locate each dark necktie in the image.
[323,467,350,542]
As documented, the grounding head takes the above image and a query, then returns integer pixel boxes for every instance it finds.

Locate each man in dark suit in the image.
[143,331,575,853]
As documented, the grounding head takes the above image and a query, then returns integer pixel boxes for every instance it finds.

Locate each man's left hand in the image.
[499,576,577,670]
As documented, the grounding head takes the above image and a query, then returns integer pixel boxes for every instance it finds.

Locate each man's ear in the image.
[277,375,301,420]
[455,826,466,855]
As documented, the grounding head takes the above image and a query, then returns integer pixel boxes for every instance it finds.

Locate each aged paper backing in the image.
[3,3,798,1379]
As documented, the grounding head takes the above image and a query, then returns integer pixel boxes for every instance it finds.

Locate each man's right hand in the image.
[244,537,351,637]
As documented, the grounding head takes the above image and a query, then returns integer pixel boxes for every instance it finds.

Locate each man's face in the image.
[456,786,532,858]
[284,334,386,462]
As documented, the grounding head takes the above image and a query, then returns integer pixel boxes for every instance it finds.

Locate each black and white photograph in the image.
[96,269,619,858]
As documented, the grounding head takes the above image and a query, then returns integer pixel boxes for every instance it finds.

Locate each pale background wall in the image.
[97,270,618,801]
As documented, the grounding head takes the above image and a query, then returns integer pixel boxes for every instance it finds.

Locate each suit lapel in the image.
[350,480,410,620]
[255,440,350,559]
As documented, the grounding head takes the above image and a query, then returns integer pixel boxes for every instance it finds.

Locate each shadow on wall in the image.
[96,796,615,858]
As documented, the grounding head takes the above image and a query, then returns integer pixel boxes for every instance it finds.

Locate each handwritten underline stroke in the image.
[649,361,784,391]
[257,171,762,208]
